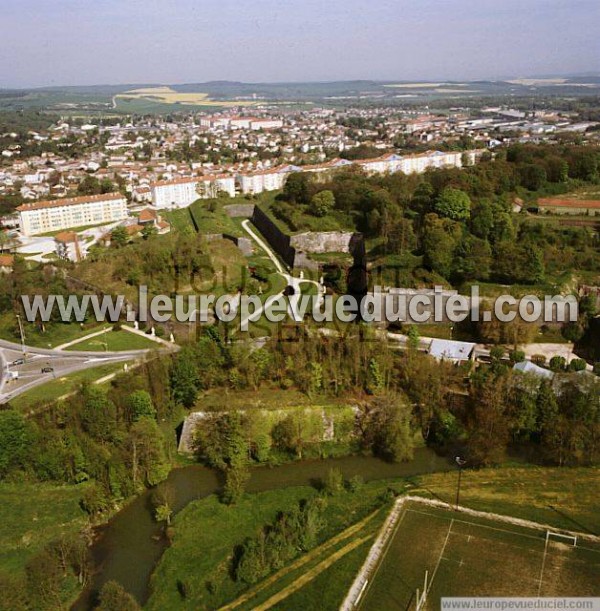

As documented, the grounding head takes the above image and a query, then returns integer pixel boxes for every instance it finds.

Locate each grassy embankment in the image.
[0,482,90,604]
[8,362,127,412]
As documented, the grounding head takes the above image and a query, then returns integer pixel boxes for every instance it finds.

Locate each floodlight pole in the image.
[455,456,466,510]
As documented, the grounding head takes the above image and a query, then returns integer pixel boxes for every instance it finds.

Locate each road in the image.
[0,337,162,405]
[240,219,322,329]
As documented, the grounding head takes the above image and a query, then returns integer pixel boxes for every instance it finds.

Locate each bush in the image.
[509,349,526,364]
[531,354,547,367]
[549,355,567,372]
[322,467,344,495]
[569,358,587,372]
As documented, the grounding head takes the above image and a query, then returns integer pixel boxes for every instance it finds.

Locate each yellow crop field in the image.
[115,86,258,107]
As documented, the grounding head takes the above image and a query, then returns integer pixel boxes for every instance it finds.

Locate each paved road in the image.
[0,337,162,405]
[240,219,322,329]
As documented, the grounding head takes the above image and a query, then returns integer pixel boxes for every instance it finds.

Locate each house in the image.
[55,232,86,262]
[137,208,171,235]
[17,192,128,236]
[428,339,476,363]
[0,254,14,273]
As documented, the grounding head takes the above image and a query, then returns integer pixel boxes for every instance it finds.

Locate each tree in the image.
[283,172,311,204]
[309,190,335,217]
[126,390,156,422]
[0,410,33,477]
[80,387,117,442]
[111,226,128,248]
[422,214,460,278]
[434,188,471,221]
[141,224,158,240]
[170,347,200,407]
[322,467,344,495]
[95,581,141,611]
[361,394,414,462]
[129,417,169,487]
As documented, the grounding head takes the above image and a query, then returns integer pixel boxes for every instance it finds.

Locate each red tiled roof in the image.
[0,254,14,267]
[54,231,78,244]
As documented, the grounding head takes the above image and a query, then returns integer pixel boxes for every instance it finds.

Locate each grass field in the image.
[359,501,600,610]
[0,316,105,349]
[66,329,159,351]
[0,482,89,575]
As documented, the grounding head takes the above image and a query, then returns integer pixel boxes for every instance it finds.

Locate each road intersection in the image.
[0,337,163,405]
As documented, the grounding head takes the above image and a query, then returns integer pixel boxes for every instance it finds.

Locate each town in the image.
[0,1,599,610]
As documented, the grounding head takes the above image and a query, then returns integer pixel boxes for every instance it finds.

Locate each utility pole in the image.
[455,456,466,510]
[16,313,26,357]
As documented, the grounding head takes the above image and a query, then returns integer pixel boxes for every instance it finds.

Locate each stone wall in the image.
[290,231,354,254]
[222,203,255,218]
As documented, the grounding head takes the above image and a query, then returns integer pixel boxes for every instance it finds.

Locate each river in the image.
[74,448,452,609]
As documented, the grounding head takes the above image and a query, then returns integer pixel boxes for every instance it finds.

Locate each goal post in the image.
[546,530,577,546]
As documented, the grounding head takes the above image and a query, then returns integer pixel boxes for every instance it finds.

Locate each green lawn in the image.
[0,482,89,575]
[9,362,127,412]
[66,329,159,352]
[0,315,105,349]
[414,465,600,534]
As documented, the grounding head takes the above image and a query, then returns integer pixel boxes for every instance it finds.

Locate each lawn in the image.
[359,500,600,610]
[9,361,127,412]
[0,315,105,349]
[413,466,600,534]
[0,482,89,575]
[66,329,159,351]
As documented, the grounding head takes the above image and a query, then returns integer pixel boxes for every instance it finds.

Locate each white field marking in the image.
[426,519,454,597]
[341,496,600,611]
[357,508,408,609]
[406,508,542,543]
[538,536,550,596]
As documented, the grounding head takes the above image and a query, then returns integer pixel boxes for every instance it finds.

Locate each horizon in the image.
[2,0,599,89]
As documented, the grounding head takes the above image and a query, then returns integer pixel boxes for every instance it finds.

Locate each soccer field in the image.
[358,501,600,610]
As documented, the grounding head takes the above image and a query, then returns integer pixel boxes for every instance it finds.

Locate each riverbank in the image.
[145,464,600,611]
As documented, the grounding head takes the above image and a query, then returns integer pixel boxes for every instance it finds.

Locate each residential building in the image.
[17,193,128,236]
[151,175,235,208]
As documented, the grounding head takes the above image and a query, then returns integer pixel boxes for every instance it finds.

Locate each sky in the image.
[1,0,599,88]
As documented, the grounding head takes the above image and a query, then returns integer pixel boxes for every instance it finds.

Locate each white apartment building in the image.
[151,175,236,209]
[17,192,128,236]
[236,166,291,195]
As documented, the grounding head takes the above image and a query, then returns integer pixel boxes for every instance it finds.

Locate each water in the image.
[74,448,451,609]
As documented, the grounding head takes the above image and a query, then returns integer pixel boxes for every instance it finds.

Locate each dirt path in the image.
[253,534,374,611]
[219,509,380,611]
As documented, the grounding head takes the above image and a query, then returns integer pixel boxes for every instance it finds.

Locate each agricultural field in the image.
[358,500,600,611]
[115,86,259,109]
